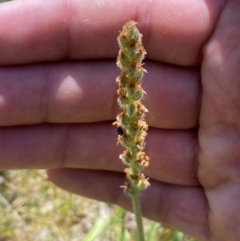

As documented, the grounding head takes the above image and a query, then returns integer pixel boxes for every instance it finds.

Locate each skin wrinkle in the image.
[0,60,201,128]
[190,130,200,184]
[143,128,198,185]
[48,0,73,60]
[60,0,75,60]
[200,127,240,188]
[185,66,202,129]
[202,43,240,125]
[154,183,171,222]
[144,61,200,129]
[197,0,227,188]
[60,123,70,168]
[198,1,240,240]
[0,0,224,65]
[198,0,227,63]
[41,64,51,123]
[214,78,240,123]
[194,72,202,127]
[112,74,119,126]
[201,57,240,128]
[178,187,209,239]
[140,183,208,240]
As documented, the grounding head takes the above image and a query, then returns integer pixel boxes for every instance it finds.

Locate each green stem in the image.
[130,189,145,241]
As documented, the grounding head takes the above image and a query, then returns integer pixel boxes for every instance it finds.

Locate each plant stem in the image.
[131,189,145,241]
[114,20,150,241]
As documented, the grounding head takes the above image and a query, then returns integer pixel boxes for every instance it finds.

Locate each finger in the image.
[0,0,224,65]
[0,60,201,129]
[199,1,240,240]
[0,122,198,185]
[47,168,209,241]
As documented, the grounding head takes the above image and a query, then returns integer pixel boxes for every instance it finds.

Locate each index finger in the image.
[0,0,224,65]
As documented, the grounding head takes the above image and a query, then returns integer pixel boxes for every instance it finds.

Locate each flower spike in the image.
[113,20,150,194]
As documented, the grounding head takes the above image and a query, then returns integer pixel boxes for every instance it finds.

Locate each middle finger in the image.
[0,60,201,129]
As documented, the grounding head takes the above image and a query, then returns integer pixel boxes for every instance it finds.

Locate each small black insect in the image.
[117,126,124,136]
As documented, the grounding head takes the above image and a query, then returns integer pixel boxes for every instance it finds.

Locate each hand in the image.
[0,1,239,240]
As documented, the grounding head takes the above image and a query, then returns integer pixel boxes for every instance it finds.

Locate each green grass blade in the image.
[82,204,111,241]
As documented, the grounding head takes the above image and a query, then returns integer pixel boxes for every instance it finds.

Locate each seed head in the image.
[113,21,150,192]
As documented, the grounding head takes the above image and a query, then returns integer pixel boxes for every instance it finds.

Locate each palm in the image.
[198,2,240,239]
[0,1,239,241]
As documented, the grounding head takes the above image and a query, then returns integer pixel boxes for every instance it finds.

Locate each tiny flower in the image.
[113,20,150,193]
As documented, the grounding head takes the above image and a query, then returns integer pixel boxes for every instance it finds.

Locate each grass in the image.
[0,170,196,241]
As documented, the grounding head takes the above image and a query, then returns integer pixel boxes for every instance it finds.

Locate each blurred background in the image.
[0,170,196,241]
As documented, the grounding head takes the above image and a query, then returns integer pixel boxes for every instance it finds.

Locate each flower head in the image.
[113,21,150,193]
